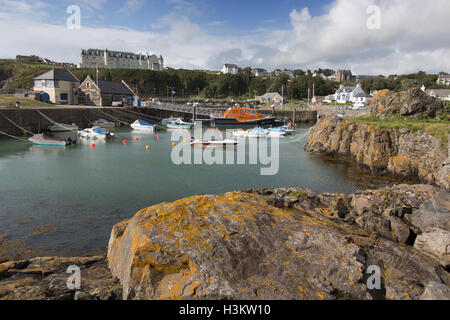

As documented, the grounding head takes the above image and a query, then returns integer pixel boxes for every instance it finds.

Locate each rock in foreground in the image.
[108,186,449,300]
[0,256,121,300]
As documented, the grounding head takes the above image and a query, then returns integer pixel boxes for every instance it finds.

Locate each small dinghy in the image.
[78,127,114,139]
[190,138,237,147]
[89,118,116,129]
[161,116,182,126]
[130,120,156,132]
[166,119,193,129]
[29,133,73,146]
[48,123,79,132]
[247,127,267,138]
[264,127,288,137]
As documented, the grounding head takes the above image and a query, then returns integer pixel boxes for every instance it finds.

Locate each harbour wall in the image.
[0,107,317,135]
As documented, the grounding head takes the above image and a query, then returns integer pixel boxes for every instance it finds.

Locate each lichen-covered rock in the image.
[420,282,450,300]
[108,187,449,300]
[414,228,450,268]
[305,116,449,190]
[370,88,446,120]
[0,256,121,300]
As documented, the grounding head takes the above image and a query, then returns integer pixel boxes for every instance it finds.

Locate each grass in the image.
[344,115,450,142]
[0,94,51,107]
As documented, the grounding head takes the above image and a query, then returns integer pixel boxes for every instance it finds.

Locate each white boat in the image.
[130,120,156,132]
[190,139,237,147]
[48,122,79,132]
[166,119,193,129]
[90,118,116,129]
[77,126,114,139]
[264,127,288,137]
[161,116,183,126]
[247,127,267,138]
[231,129,248,137]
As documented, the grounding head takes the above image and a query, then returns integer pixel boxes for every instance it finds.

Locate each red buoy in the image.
[91,143,95,148]
[157,135,160,139]
[123,140,127,144]
[135,137,139,141]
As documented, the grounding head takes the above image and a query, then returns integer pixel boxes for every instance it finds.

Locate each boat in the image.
[166,119,193,129]
[89,118,116,129]
[190,138,238,147]
[130,120,156,132]
[29,133,74,146]
[77,126,114,139]
[231,129,248,137]
[210,107,275,126]
[48,122,79,132]
[264,127,288,137]
[247,127,268,138]
[161,116,182,126]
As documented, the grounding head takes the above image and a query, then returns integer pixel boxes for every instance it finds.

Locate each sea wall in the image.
[304,116,449,190]
[0,107,317,135]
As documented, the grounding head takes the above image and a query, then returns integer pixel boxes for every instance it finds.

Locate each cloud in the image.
[0,0,449,75]
[119,0,144,14]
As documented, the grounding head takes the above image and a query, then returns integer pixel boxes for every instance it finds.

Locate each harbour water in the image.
[0,125,388,258]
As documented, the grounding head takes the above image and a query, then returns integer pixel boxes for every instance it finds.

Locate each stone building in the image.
[78,75,135,106]
[335,69,354,82]
[256,92,284,105]
[33,69,80,105]
[78,49,164,70]
[221,64,239,74]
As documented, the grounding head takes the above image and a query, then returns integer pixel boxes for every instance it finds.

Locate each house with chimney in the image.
[78,75,135,106]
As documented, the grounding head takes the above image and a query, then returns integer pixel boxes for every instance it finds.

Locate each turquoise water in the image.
[0,125,365,257]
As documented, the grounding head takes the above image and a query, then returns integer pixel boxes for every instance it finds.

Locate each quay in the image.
[0,103,317,135]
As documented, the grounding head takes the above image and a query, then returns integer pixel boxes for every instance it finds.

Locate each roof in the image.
[34,69,79,82]
[336,85,355,93]
[96,80,134,95]
[352,84,371,97]
[261,92,283,99]
[223,64,238,68]
[438,74,450,79]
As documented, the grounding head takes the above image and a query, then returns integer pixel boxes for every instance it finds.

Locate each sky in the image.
[0,0,449,75]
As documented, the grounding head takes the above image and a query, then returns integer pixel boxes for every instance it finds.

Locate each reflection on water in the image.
[0,125,399,259]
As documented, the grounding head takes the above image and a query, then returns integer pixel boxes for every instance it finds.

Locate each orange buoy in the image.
[146,145,150,150]
[172,142,176,147]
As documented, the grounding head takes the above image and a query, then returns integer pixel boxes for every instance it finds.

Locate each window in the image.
[86,82,90,88]
[60,93,68,101]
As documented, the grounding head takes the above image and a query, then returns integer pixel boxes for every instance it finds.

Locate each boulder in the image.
[419,282,450,300]
[414,228,450,268]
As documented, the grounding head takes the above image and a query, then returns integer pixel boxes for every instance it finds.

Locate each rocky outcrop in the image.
[371,88,447,120]
[2,185,448,300]
[304,116,449,190]
[107,185,449,300]
[0,256,121,300]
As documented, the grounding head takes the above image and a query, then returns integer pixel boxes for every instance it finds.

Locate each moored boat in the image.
[48,123,79,132]
[78,126,114,139]
[264,127,288,137]
[89,118,116,129]
[161,116,182,126]
[29,134,73,146]
[210,107,275,126]
[166,119,193,129]
[190,139,238,147]
[247,127,267,138]
[130,120,156,132]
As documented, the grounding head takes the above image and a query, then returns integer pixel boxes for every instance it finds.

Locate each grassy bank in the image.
[0,94,51,107]
[344,115,450,142]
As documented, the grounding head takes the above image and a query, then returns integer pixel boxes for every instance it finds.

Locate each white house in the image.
[221,64,239,74]
[436,74,450,86]
[256,92,284,105]
[334,84,372,104]
[426,88,450,101]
